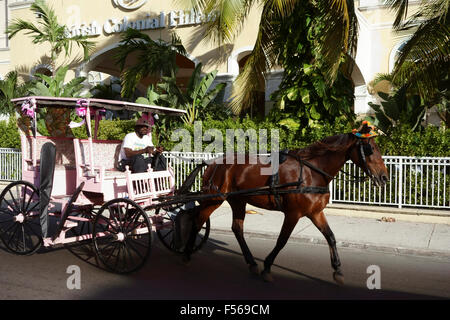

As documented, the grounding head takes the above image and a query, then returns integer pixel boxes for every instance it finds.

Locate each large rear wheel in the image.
[92,198,152,274]
[0,181,42,255]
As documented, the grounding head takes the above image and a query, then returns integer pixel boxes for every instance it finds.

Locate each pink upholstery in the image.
[76,139,122,172]
[21,134,75,170]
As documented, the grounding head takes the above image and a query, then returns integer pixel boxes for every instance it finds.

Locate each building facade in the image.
[0,0,423,118]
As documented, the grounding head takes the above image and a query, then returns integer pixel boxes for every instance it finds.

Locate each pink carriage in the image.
[0,96,208,274]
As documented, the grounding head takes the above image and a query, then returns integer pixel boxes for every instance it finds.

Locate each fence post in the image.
[398,157,403,209]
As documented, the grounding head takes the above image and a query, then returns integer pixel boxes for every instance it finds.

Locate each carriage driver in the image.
[118,116,164,173]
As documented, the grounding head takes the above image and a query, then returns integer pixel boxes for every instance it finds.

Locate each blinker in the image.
[362,143,373,156]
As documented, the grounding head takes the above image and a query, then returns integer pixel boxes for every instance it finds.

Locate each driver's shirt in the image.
[119,132,153,161]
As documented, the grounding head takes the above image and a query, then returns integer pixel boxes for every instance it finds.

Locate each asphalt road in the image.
[0,231,449,300]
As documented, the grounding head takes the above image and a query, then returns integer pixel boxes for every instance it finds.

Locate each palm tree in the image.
[0,71,35,135]
[0,71,33,116]
[179,0,358,114]
[6,0,95,76]
[115,28,187,98]
[384,0,449,108]
[6,0,95,137]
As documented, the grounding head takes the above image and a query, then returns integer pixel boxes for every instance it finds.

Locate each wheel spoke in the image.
[125,213,142,234]
[126,239,144,260]
[103,242,120,266]
[8,189,21,213]
[23,222,41,239]
[97,215,119,234]
[21,225,26,253]
[113,244,122,271]
[6,223,20,247]
[24,190,37,212]
[26,201,40,213]
[2,198,20,215]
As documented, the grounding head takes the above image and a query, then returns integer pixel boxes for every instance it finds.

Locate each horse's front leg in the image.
[261,211,300,282]
[309,211,344,285]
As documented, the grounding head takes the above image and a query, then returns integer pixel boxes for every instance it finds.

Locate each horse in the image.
[176,122,388,284]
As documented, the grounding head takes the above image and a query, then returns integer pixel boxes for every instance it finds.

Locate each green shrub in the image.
[0,116,20,149]
[2,116,448,157]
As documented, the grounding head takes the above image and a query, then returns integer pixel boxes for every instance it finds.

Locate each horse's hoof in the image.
[333,271,345,285]
[249,264,260,275]
[261,270,273,283]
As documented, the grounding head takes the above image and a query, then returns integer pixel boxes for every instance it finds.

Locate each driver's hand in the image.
[145,146,153,154]
[155,146,164,154]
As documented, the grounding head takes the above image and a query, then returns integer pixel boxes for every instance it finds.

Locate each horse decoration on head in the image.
[176,121,388,284]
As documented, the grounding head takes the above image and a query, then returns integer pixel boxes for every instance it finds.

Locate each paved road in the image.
[0,231,449,300]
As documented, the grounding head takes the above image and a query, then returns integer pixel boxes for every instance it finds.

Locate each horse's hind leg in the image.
[228,199,259,275]
[261,212,300,282]
[309,211,344,285]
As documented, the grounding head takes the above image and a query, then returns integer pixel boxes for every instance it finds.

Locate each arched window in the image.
[87,71,104,86]
[30,64,52,78]
[389,39,408,72]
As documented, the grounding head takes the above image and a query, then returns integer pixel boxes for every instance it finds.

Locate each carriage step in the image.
[57,220,78,229]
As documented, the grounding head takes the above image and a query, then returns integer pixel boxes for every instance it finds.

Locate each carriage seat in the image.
[73,138,125,183]
[20,134,76,171]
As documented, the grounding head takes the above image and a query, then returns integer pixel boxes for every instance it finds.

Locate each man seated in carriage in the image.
[118,116,164,173]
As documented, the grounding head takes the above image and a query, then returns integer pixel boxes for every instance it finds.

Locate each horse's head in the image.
[348,122,388,187]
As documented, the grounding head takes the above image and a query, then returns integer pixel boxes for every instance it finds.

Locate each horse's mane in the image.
[293,133,355,160]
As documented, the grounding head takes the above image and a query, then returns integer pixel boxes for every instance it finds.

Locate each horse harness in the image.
[268,138,373,210]
[177,136,373,209]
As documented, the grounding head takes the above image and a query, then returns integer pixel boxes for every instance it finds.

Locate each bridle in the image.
[354,138,374,179]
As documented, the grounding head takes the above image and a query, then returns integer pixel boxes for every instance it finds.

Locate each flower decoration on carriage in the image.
[69,99,106,128]
[352,121,378,138]
[21,98,37,119]
[69,99,90,128]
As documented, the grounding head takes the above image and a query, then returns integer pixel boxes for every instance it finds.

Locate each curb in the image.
[327,203,450,217]
[210,227,450,260]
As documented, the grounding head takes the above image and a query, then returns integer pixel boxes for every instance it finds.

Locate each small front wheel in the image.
[92,198,152,274]
[153,206,210,254]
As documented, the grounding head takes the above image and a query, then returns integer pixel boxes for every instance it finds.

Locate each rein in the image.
[280,139,370,184]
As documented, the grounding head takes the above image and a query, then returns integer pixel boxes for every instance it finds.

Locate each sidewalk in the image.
[208,202,450,258]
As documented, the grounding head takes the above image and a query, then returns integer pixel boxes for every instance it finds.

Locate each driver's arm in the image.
[124,146,155,158]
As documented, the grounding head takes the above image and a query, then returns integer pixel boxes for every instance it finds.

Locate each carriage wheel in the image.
[0,181,42,255]
[153,207,210,254]
[92,198,152,274]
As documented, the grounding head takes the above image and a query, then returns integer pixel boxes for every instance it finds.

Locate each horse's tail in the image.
[175,161,208,195]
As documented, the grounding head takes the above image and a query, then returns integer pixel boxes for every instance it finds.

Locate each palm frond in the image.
[392,16,449,98]
[317,0,359,83]
[384,0,410,29]
[6,20,43,39]
[228,2,279,114]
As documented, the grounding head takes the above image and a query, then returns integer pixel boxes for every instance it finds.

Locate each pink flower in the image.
[21,98,36,118]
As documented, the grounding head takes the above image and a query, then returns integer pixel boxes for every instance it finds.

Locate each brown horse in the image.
[177,123,388,284]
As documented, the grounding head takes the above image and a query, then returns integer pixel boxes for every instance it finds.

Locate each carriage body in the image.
[0,96,189,273]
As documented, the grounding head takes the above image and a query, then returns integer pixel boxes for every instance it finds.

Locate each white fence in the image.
[166,152,450,210]
[1,149,449,209]
[0,148,21,181]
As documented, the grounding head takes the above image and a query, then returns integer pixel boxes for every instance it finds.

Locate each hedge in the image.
[0,117,448,157]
